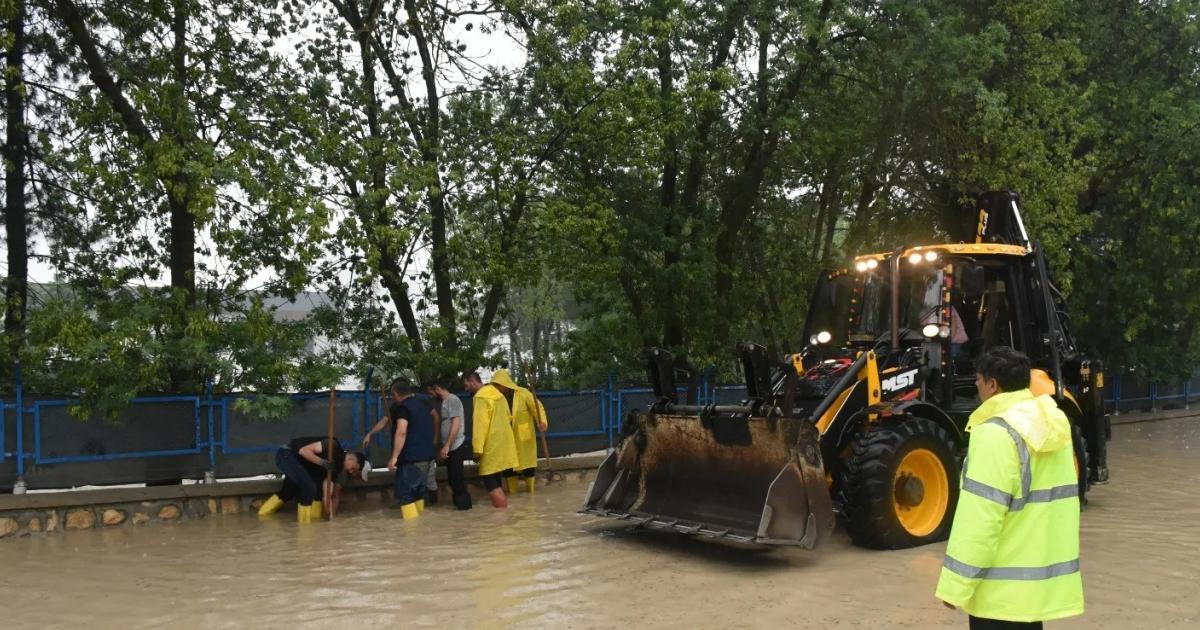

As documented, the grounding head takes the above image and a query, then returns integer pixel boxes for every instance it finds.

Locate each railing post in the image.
[1111,375,1121,417]
[13,363,26,494]
[606,371,616,449]
[204,380,217,482]
[1150,382,1158,412]
[708,365,717,405]
[1184,378,1191,410]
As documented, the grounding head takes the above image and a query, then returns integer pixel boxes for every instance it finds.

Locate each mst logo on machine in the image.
[881,368,920,394]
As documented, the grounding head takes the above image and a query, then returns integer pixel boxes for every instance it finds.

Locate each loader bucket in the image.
[582,411,835,548]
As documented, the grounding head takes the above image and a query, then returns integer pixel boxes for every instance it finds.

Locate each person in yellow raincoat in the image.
[464,371,518,508]
[490,369,548,494]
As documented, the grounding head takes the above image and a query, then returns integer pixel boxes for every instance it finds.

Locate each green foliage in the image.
[16,287,340,421]
[3,0,1197,419]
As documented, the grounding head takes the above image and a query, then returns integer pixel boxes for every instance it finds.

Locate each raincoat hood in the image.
[490,369,519,390]
[968,388,1071,453]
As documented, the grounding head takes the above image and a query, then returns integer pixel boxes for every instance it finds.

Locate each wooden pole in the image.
[535,400,552,484]
[530,387,556,484]
[326,387,336,520]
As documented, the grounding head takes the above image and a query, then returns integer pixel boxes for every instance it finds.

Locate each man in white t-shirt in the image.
[424,380,473,510]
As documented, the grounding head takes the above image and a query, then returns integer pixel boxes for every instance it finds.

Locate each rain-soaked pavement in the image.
[1,417,1197,629]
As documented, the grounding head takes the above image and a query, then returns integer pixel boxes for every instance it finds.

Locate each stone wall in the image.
[0,455,603,539]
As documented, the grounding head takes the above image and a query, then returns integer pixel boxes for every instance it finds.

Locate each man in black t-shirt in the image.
[258,436,369,522]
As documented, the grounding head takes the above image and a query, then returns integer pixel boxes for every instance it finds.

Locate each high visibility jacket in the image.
[935,389,1084,622]
[472,384,519,476]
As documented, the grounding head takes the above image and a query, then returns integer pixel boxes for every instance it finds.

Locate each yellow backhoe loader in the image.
[582,191,1109,549]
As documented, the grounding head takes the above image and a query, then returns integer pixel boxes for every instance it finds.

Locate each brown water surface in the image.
[2,418,1198,629]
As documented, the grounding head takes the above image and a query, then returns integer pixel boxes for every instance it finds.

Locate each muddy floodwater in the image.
[2,418,1199,629]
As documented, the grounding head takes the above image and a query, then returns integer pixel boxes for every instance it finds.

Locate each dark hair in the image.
[423,380,449,391]
[390,378,415,396]
[975,346,1031,392]
[339,452,367,484]
[462,372,482,384]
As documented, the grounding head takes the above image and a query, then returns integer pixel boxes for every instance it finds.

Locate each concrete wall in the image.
[0,454,605,539]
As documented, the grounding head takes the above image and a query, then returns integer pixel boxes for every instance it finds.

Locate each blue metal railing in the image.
[32,396,204,464]
[5,368,1197,490]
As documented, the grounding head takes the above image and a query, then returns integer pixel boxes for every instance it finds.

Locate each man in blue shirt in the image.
[377,380,437,518]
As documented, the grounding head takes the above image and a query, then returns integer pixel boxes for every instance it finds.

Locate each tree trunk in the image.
[3,0,27,353]
[404,0,457,351]
[530,317,543,385]
[55,0,201,388]
[166,0,197,389]
[657,24,684,351]
[817,161,843,263]
[330,0,425,354]
[506,315,523,377]
[711,0,834,347]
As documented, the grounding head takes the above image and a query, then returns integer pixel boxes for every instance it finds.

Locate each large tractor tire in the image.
[841,417,960,549]
[1071,422,1090,505]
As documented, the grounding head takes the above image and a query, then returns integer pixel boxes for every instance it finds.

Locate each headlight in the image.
[939,325,951,338]
[816,331,832,344]
[921,324,940,338]
[866,258,878,270]
[809,334,819,345]
[908,252,923,264]
[855,260,869,272]
[925,251,939,262]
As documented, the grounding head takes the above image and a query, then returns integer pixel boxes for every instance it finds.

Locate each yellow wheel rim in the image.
[892,448,950,537]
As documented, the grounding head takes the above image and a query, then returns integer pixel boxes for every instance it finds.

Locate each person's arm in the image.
[472,397,489,458]
[297,440,328,467]
[935,424,1019,608]
[534,398,548,432]
[388,418,409,471]
[363,416,390,448]
[431,406,442,448]
[441,415,461,460]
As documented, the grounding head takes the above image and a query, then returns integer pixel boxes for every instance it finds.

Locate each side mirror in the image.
[961,264,985,297]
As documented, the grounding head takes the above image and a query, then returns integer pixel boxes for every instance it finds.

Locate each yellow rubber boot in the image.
[258,494,284,517]
[311,501,323,521]
[504,476,519,494]
[296,504,310,523]
[400,502,420,519]
[416,499,425,514]
[524,478,536,494]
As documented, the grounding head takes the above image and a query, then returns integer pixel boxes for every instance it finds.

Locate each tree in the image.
[3,0,28,358]
[287,0,597,381]
[22,0,332,407]
[1070,0,1200,379]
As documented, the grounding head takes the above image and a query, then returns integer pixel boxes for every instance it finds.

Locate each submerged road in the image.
[1,417,1197,629]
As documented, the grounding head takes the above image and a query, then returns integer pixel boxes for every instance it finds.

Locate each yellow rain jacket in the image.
[491,369,549,471]
[472,383,519,476]
[936,389,1084,622]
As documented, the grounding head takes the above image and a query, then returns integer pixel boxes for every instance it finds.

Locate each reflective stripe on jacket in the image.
[935,389,1084,622]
